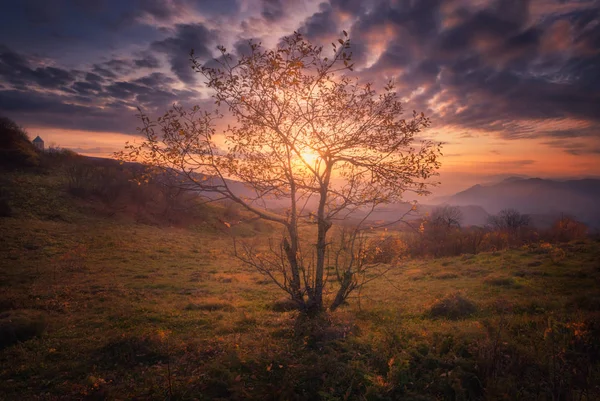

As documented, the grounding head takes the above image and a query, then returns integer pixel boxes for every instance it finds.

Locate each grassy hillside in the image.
[1,163,600,400]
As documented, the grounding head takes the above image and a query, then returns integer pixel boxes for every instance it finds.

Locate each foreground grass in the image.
[1,171,600,400]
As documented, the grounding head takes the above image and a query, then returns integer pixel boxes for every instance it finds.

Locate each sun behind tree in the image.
[117,31,442,315]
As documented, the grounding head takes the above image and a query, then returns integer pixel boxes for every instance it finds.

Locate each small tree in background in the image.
[430,205,463,229]
[423,205,464,256]
[487,208,531,232]
[117,32,441,315]
[549,215,588,243]
[485,208,533,249]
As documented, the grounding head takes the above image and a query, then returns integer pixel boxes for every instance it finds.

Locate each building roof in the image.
[32,136,44,143]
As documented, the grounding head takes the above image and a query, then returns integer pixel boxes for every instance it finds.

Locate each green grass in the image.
[1,168,600,400]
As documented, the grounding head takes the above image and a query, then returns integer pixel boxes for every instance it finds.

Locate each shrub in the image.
[272,298,301,312]
[548,216,588,243]
[428,293,478,320]
[95,335,166,368]
[0,309,47,349]
[365,236,408,264]
[484,276,518,287]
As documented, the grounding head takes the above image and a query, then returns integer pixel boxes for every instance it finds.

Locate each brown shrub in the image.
[548,216,588,243]
[272,298,301,312]
[484,276,519,287]
[0,309,47,349]
[428,293,478,320]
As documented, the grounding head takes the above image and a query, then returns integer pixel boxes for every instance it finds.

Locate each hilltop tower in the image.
[32,136,44,151]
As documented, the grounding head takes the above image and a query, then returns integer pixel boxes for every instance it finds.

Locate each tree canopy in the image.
[117,32,442,314]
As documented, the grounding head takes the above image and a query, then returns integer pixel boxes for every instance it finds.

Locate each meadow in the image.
[1,167,600,400]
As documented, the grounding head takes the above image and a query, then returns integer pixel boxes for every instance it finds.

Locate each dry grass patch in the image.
[184,302,235,312]
[433,272,459,280]
[272,298,301,312]
[427,293,478,320]
[484,276,519,287]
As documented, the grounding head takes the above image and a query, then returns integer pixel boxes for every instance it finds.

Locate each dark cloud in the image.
[543,139,600,155]
[233,38,257,58]
[137,0,184,21]
[132,72,175,88]
[0,45,77,89]
[151,23,215,84]
[105,81,149,100]
[298,3,339,41]
[103,59,134,74]
[262,0,285,22]
[310,0,600,142]
[0,89,122,127]
[92,64,118,79]
[134,53,161,68]
[0,80,199,133]
[72,80,103,95]
[0,44,202,134]
[85,72,106,83]
[134,0,240,23]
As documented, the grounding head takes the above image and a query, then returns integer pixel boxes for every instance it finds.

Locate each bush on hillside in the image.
[548,216,588,243]
[0,116,39,168]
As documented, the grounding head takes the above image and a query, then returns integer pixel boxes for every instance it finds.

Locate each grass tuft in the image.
[484,276,519,287]
[271,298,301,312]
[428,293,478,320]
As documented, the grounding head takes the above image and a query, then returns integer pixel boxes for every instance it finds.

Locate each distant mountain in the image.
[352,202,489,227]
[95,155,599,229]
[442,177,600,228]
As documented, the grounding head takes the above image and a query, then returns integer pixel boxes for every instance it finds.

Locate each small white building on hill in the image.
[32,136,44,151]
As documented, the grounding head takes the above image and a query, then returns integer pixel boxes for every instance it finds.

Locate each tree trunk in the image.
[282,228,304,306]
[309,162,332,314]
[329,271,353,311]
[286,181,304,307]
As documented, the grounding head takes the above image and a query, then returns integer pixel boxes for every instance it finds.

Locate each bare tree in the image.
[117,32,441,314]
[487,208,531,231]
[430,205,463,229]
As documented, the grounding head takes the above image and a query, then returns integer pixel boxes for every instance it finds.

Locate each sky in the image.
[0,0,599,196]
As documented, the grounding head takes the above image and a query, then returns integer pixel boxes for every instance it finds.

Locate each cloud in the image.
[291,0,595,145]
[543,139,600,155]
[132,0,241,26]
[473,159,537,168]
[0,44,203,134]
[298,2,339,42]
[91,64,118,79]
[151,23,215,83]
[85,72,106,83]
[0,45,77,89]
[134,53,161,68]
[72,80,103,95]
[350,0,600,141]
[262,0,285,22]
